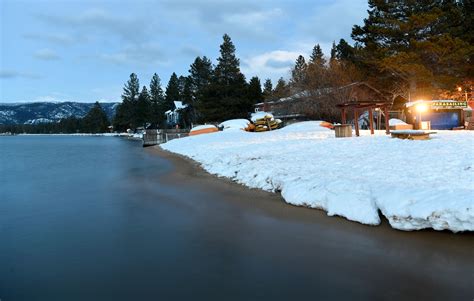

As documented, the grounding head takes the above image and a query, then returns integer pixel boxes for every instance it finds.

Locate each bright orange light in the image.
[457,87,463,92]
[416,103,428,113]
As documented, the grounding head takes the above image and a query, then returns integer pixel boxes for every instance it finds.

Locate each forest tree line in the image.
[1,102,110,134]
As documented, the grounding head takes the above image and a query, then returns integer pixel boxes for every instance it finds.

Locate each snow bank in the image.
[161,126,474,232]
[389,118,408,126]
[219,119,250,131]
[280,121,332,132]
[251,111,274,122]
[191,125,217,131]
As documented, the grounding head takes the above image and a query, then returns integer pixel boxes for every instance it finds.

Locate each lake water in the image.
[1,136,473,300]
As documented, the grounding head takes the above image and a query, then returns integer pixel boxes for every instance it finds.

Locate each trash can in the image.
[334,124,352,138]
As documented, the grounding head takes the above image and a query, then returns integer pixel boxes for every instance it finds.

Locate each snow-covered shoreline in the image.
[161,122,474,232]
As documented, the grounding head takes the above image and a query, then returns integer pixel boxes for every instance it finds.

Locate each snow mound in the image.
[389,118,408,126]
[251,111,274,122]
[280,121,332,132]
[191,125,217,131]
[161,130,474,232]
[219,119,250,131]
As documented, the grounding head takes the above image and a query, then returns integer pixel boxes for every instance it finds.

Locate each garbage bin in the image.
[334,124,352,138]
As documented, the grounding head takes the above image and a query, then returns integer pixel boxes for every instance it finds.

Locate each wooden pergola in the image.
[336,101,392,136]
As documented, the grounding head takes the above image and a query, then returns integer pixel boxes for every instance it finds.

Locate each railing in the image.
[143,129,189,147]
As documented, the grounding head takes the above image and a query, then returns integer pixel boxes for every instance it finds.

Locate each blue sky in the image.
[0,0,368,103]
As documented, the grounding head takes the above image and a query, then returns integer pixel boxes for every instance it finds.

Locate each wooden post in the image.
[354,108,360,137]
[369,107,374,135]
[341,108,346,124]
[383,106,390,134]
[377,109,381,130]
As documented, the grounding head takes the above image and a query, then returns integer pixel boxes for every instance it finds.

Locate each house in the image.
[165,101,187,127]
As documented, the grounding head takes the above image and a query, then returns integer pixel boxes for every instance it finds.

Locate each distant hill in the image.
[0,102,119,125]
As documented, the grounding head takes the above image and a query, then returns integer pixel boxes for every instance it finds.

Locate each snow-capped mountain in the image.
[0,102,118,124]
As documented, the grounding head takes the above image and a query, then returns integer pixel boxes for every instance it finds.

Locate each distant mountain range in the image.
[0,102,119,125]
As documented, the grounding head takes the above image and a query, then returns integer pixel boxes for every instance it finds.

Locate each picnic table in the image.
[390,130,437,140]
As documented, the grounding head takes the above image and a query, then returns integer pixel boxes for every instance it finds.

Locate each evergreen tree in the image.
[135,86,151,128]
[82,102,109,133]
[273,77,289,99]
[351,0,472,97]
[165,72,180,112]
[291,55,307,90]
[263,78,273,99]
[179,76,194,128]
[188,56,213,122]
[309,44,326,67]
[330,41,337,63]
[335,39,354,61]
[113,73,140,131]
[122,73,140,103]
[149,73,165,127]
[248,76,264,104]
[199,34,248,121]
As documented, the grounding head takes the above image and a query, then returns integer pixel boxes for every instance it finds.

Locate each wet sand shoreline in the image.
[149,146,472,235]
[146,145,474,299]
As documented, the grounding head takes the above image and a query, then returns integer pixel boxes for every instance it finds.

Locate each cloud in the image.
[0,70,42,79]
[33,95,65,102]
[301,0,367,43]
[164,1,284,40]
[23,32,76,45]
[33,48,61,60]
[36,8,151,43]
[96,43,166,66]
[241,50,302,82]
[180,46,203,58]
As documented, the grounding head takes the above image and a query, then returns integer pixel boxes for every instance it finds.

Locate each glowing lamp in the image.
[415,103,428,113]
[457,87,462,92]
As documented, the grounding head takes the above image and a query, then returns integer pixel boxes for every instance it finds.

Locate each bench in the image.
[390,130,436,140]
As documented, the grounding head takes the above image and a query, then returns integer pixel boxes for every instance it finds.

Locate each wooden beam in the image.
[341,108,346,124]
[369,108,374,135]
[384,106,390,134]
[354,108,360,137]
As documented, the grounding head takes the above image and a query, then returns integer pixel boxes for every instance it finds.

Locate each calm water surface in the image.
[1,136,473,300]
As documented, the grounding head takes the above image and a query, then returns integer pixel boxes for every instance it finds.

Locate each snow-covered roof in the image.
[406,100,458,107]
[174,101,187,110]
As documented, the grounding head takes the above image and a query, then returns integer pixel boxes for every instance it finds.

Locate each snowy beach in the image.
[161,122,474,232]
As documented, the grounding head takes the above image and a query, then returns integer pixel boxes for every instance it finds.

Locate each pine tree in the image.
[113,73,140,131]
[214,34,242,85]
[330,41,337,63]
[263,78,273,99]
[199,34,248,121]
[291,55,307,90]
[149,73,165,127]
[273,77,289,99]
[309,44,326,67]
[83,102,109,133]
[179,76,194,128]
[248,76,263,104]
[335,39,354,61]
[135,86,151,128]
[165,72,180,112]
[188,56,213,122]
[122,73,140,103]
[351,0,472,97]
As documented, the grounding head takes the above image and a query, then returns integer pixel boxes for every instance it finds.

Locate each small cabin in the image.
[165,101,187,127]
